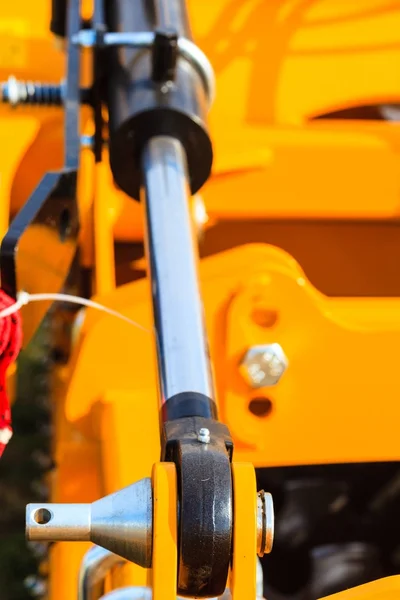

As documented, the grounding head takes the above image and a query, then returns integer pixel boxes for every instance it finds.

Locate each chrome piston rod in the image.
[141,136,215,408]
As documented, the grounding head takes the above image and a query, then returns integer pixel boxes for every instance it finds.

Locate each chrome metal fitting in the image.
[240,343,288,388]
[26,478,152,568]
[257,490,274,557]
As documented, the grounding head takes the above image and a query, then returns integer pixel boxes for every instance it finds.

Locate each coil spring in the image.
[1,77,63,107]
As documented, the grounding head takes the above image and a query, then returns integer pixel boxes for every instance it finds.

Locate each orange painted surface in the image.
[63,243,400,469]
[151,463,178,600]
[231,463,257,600]
[1,1,400,599]
[321,576,400,600]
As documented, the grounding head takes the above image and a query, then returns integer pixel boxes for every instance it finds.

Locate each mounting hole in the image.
[251,308,279,328]
[34,508,52,525]
[249,397,273,418]
[59,208,71,242]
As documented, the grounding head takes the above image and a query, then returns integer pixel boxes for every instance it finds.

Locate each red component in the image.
[0,290,22,457]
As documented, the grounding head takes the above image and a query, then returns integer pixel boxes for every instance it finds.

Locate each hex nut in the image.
[240,343,288,388]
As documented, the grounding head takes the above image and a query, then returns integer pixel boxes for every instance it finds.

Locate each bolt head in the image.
[197,427,211,444]
[240,343,288,388]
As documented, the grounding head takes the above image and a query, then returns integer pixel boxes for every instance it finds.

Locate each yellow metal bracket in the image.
[231,462,258,600]
[151,462,178,600]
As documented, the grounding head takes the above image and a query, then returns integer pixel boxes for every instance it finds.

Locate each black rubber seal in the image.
[109,107,213,201]
[162,391,217,422]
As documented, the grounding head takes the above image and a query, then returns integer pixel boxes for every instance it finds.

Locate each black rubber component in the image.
[109,105,212,201]
[162,391,217,421]
[105,0,213,200]
[163,416,233,597]
[92,1,107,162]
[152,29,178,83]
[51,0,68,37]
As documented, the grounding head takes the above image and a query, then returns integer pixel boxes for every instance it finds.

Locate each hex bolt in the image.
[197,427,210,444]
[257,490,274,556]
[1,76,64,107]
[240,343,288,388]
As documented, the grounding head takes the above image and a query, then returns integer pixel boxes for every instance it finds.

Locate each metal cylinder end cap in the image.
[257,490,274,557]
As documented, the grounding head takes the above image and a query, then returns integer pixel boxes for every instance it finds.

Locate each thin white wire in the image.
[0,291,150,334]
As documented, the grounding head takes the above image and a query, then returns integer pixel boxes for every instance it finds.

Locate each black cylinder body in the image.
[104,0,212,200]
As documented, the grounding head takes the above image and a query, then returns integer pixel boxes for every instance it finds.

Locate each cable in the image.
[0,291,150,334]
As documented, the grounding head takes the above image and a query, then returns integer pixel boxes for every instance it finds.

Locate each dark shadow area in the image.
[257,462,400,600]
[0,322,53,600]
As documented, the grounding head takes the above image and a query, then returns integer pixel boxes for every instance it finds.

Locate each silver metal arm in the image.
[79,547,124,600]
[141,136,215,403]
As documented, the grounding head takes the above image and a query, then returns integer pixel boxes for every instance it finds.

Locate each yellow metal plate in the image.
[231,462,257,600]
[152,462,178,600]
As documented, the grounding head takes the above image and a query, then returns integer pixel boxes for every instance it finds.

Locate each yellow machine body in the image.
[2,1,400,598]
